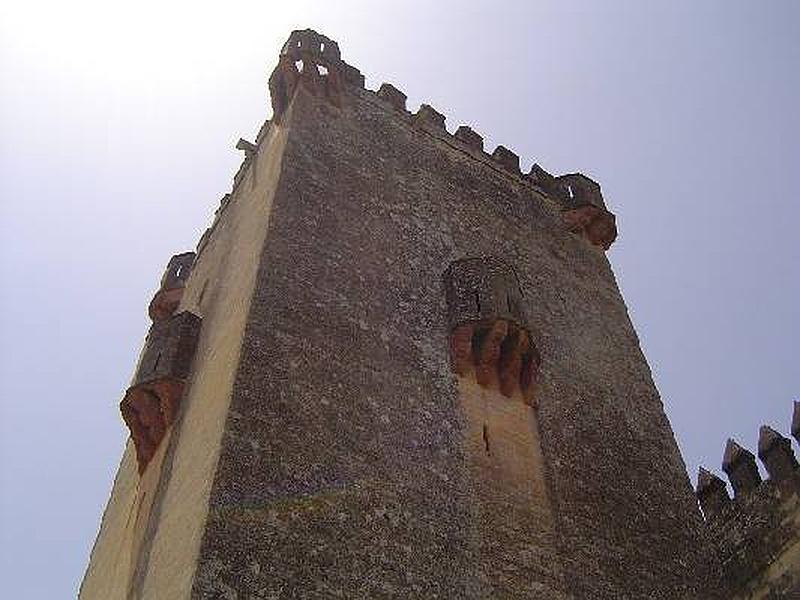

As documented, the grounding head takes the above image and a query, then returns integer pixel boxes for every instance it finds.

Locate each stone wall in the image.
[697,403,800,599]
[190,30,717,599]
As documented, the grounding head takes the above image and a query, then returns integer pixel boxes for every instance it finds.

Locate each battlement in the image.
[86,28,736,600]
[696,403,800,598]
[196,30,618,263]
[259,29,617,251]
[268,29,364,121]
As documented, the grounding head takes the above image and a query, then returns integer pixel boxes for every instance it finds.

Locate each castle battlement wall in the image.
[696,402,800,599]
[195,29,616,264]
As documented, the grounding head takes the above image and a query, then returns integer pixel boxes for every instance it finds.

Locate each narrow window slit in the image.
[482,424,491,455]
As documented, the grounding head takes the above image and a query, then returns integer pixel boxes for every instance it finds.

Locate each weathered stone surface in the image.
[723,439,762,498]
[414,103,445,130]
[491,145,520,173]
[454,125,483,150]
[702,474,800,598]
[189,61,716,597]
[758,425,799,482]
[84,29,726,600]
[377,83,407,112]
[444,256,527,328]
[697,467,731,519]
[698,416,800,599]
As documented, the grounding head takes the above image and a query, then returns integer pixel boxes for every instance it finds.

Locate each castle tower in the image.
[81,30,720,599]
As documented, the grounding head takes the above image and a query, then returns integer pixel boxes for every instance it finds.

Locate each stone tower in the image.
[81,30,722,598]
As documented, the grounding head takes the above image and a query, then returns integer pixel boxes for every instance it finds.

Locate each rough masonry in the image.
[79,29,799,600]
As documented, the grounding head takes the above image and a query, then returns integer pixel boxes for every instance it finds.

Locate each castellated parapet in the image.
[697,404,800,599]
[83,29,726,599]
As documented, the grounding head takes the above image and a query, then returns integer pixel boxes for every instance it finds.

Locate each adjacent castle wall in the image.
[714,480,800,598]
[697,410,800,599]
[189,35,717,597]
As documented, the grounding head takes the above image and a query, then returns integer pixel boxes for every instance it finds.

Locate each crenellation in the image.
[758,425,800,484]
[697,467,731,519]
[697,408,800,598]
[232,157,251,191]
[340,61,365,88]
[376,83,407,112]
[491,145,520,174]
[356,69,620,256]
[453,125,484,150]
[233,138,260,192]
[414,103,446,130]
[527,163,556,188]
[555,173,606,210]
[723,439,763,497]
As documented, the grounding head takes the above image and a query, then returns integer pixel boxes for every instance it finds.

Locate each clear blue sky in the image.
[1,1,798,597]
